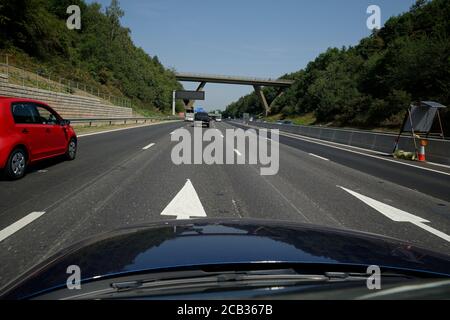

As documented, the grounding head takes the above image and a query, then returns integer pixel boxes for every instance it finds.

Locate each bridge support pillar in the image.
[184,81,207,110]
[253,85,270,116]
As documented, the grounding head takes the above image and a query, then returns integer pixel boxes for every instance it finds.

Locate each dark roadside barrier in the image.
[231,120,450,166]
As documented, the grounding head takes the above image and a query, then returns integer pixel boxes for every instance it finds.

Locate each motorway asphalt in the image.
[0,120,449,287]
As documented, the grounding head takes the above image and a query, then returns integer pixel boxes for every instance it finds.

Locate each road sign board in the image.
[175,90,205,101]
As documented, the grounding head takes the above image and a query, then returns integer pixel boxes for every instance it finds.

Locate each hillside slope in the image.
[224,0,449,133]
[0,0,182,115]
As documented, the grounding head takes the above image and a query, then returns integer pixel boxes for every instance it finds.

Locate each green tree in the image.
[106,0,124,42]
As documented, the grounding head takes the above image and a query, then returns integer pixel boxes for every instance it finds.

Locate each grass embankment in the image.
[264,113,317,126]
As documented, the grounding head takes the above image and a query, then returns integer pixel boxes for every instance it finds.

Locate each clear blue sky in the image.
[87,0,416,111]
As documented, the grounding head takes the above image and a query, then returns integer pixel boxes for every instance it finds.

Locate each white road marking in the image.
[277,130,450,177]
[357,280,450,300]
[77,121,180,138]
[142,143,155,150]
[0,212,46,242]
[216,129,224,138]
[234,149,242,156]
[38,170,48,173]
[160,179,207,220]
[427,161,450,169]
[339,186,450,243]
[309,153,329,161]
[232,121,450,176]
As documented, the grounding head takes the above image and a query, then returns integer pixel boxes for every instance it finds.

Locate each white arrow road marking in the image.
[0,212,46,242]
[339,186,450,243]
[161,179,207,220]
[142,143,155,150]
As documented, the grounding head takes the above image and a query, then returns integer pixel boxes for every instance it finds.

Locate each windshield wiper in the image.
[64,269,392,299]
[54,267,417,300]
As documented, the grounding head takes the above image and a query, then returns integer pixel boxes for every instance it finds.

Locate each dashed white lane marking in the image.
[161,179,207,220]
[0,212,46,242]
[234,149,242,156]
[142,143,155,150]
[216,130,224,138]
[309,153,330,161]
[339,186,450,243]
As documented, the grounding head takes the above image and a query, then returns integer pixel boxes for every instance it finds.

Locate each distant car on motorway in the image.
[185,110,195,122]
[2,219,450,300]
[0,97,77,180]
[277,120,293,125]
[194,112,211,128]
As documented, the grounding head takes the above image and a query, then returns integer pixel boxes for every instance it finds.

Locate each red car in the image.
[0,97,77,180]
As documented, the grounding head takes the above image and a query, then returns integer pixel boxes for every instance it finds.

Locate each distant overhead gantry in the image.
[175,72,295,116]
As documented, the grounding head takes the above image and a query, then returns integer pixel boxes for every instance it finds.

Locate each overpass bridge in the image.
[175,72,295,116]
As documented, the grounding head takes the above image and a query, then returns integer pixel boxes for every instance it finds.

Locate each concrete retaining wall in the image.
[0,82,133,119]
[234,121,450,165]
[0,73,8,82]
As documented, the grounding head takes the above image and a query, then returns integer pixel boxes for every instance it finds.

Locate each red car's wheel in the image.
[5,148,27,180]
[66,138,77,161]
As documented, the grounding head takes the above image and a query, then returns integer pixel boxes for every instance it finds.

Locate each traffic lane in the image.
[274,137,450,254]
[278,132,450,202]
[0,123,187,287]
[220,121,450,254]
[56,121,312,237]
[0,121,185,230]
[227,121,450,202]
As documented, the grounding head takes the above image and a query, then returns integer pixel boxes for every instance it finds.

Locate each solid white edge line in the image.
[426,161,450,169]
[278,131,450,177]
[0,212,46,242]
[233,121,450,177]
[77,121,181,138]
[231,121,450,176]
[309,153,330,161]
[142,143,156,150]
